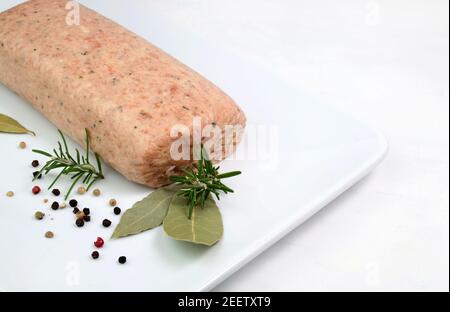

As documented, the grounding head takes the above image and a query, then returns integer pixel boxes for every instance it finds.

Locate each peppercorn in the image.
[83,215,91,222]
[72,207,80,214]
[94,237,104,248]
[118,256,127,264]
[77,186,86,195]
[52,189,60,196]
[19,141,26,149]
[109,199,117,207]
[31,160,39,167]
[31,185,41,195]
[6,191,14,197]
[92,188,101,196]
[45,231,54,238]
[114,207,122,215]
[51,201,59,210]
[91,251,100,259]
[102,219,112,227]
[33,171,42,179]
[83,208,90,216]
[75,219,85,227]
[34,211,45,220]
[69,199,78,207]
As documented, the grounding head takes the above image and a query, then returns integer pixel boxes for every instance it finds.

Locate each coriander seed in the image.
[45,231,54,238]
[19,141,26,149]
[92,188,101,196]
[77,186,86,195]
[109,199,117,207]
[6,191,14,197]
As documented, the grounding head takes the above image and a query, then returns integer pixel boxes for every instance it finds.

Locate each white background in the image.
[146,0,449,291]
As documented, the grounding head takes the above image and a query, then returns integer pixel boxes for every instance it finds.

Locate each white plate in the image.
[0,0,387,291]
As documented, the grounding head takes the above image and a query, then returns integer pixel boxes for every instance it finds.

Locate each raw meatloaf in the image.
[0,0,246,187]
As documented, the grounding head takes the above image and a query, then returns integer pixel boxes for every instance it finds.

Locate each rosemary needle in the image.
[170,145,241,219]
[32,129,104,200]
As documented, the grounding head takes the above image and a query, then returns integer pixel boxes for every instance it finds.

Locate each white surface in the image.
[0,0,448,292]
[0,0,386,291]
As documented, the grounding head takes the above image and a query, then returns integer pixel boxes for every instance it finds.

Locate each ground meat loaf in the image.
[0,0,246,187]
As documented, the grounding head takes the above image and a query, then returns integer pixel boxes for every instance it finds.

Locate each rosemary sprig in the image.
[170,145,241,219]
[32,129,104,200]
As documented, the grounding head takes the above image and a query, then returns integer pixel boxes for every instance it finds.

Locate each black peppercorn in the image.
[83,215,91,222]
[33,171,42,179]
[91,251,99,259]
[118,256,127,264]
[31,160,39,167]
[75,219,85,227]
[52,189,60,196]
[69,199,78,207]
[102,219,112,227]
[51,201,59,210]
[72,207,80,214]
[114,207,122,215]
[83,208,90,215]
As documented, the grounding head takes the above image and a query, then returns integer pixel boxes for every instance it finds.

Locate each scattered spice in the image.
[6,191,14,197]
[45,231,54,238]
[72,207,80,214]
[43,199,48,203]
[113,207,122,215]
[52,189,61,196]
[69,199,78,207]
[77,186,86,195]
[19,141,26,149]
[91,251,99,259]
[75,219,85,227]
[51,201,59,210]
[94,237,104,248]
[83,208,90,216]
[34,211,45,220]
[33,171,42,179]
[83,215,91,222]
[92,188,101,196]
[118,256,127,264]
[32,186,41,195]
[76,211,85,220]
[109,199,117,207]
[31,160,39,167]
[60,202,67,209]
[102,219,112,228]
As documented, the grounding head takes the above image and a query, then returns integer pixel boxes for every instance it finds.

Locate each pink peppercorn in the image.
[32,186,41,195]
[94,237,104,248]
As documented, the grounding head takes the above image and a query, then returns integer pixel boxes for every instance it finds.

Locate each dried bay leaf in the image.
[163,195,223,246]
[111,187,177,239]
[0,113,35,135]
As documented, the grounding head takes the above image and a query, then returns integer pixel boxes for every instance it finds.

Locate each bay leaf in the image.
[163,195,223,246]
[111,187,177,239]
[0,113,35,135]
